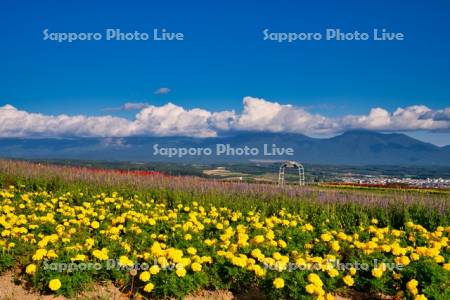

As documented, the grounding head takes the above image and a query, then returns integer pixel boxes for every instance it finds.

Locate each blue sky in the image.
[0,0,450,144]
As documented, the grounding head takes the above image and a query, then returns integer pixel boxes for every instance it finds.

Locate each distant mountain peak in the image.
[0,131,449,166]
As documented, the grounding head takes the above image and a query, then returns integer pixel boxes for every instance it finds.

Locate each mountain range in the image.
[0,131,449,166]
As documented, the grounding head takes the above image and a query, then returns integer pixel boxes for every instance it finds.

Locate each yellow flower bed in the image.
[0,186,449,299]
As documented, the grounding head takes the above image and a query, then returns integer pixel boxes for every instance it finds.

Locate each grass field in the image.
[0,160,449,299]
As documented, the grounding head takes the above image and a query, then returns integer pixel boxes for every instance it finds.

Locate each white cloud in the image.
[341,105,450,132]
[154,87,171,95]
[420,108,450,121]
[0,97,449,138]
[235,97,339,135]
[0,104,131,137]
[209,110,237,131]
[133,103,217,137]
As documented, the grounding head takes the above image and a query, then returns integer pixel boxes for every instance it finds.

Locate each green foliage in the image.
[0,251,15,273]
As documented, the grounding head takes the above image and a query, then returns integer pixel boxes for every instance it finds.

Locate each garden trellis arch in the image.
[278,160,305,186]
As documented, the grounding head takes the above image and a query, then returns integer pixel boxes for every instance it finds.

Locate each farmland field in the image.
[0,160,449,300]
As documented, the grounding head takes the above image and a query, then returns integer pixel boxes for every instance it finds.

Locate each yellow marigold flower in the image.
[407,279,419,296]
[307,273,323,287]
[156,257,168,268]
[414,295,427,300]
[273,252,282,260]
[321,233,333,242]
[139,271,151,282]
[411,289,420,296]
[326,293,335,300]
[184,234,192,241]
[201,256,212,264]
[191,262,202,272]
[251,248,263,259]
[32,249,47,261]
[410,253,420,261]
[176,268,186,277]
[273,277,284,289]
[253,235,264,244]
[48,278,61,291]
[406,279,418,288]
[204,239,215,246]
[343,275,354,286]
[149,265,160,275]
[252,264,266,277]
[443,263,450,271]
[91,221,100,229]
[371,267,383,278]
[381,245,391,252]
[434,255,444,263]
[71,254,86,262]
[47,249,58,259]
[305,283,316,294]
[327,268,339,277]
[85,238,95,249]
[92,248,109,260]
[278,240,287,248]
[25,264,37,275]
[395,255,410,266]
[330,241,340,252]
[265,230,275,240]
[187,247,197,255]
[143,282,155,292]
[337,232,347,240]
[119,255,134,267]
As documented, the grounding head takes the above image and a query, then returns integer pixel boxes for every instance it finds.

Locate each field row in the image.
[0,185,449,299]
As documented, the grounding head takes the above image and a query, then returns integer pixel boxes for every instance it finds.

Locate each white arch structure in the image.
[278,160,305,186]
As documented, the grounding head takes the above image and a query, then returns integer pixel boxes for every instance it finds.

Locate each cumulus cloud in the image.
[341,105,449,132]
[209,110,237,131]
[0,104,131,137]
[419,108,450,121]
[133,103,217,137]
[154,87,171,95]
[235,97,339,135]
[0,97,449,138]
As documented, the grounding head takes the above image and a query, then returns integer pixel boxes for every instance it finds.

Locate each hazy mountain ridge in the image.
[0,131,449,166]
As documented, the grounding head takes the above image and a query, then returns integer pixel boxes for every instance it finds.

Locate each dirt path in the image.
[0,271,356,300]
[0,271,127,300]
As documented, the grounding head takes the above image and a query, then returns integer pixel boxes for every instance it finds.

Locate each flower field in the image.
[0,160,449,299]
